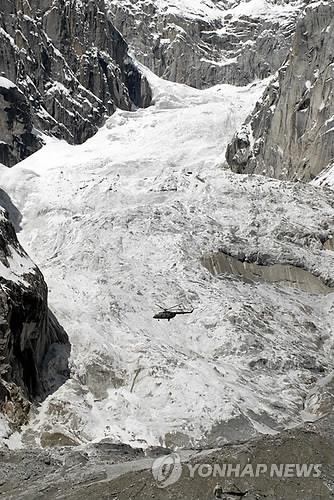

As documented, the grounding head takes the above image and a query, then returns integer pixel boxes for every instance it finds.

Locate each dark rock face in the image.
[0,0,152,165]
[0,79,41,167]
[0,207,70,428]
[226,1,334,181]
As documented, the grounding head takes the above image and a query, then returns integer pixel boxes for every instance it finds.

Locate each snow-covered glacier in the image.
[0,66,333,449]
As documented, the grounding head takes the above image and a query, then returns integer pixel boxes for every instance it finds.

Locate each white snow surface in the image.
[0,76,16,90]
[108,0,300,20]
[0,69,334,448]
[0,209,36,287]
[312,162,334,190]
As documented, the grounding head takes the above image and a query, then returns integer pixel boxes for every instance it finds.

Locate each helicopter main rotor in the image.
[155,302,183,312]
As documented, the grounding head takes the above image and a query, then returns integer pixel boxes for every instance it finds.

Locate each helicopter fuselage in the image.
[153,309,193,321]
[153,311,177,321]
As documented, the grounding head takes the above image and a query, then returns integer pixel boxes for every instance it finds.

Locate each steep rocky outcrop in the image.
[226,0,334,182]
[0,77,41,167]
[0,0,152,165]
[202,250,334,295]
[0,205,70,428]
[108,0,300,88]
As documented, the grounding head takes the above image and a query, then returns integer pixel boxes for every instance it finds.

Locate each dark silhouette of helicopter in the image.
[153,303,194,321]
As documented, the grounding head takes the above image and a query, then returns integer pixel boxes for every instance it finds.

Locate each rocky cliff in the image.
[0,78,41,167]
[0,202,70,430]
[0,0,152,166]
[226,0,334,182]
[108,0,301,88]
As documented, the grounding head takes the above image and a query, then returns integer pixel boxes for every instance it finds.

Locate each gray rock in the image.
[0,413,334,498]
[108,0,300,88]
[0,79,41,167]
[201,250,334,294]
[226,0,334,182]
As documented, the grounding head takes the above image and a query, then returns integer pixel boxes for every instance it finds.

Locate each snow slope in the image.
[0,210,36,287]
[0,77,16,90]
[154,0,227,19]
[0,69,334,448]
[109,0,227,21]
[313,162,334,190]
[110,0,299,21]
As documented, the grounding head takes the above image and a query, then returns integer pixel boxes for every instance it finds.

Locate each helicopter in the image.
[153,303,194,321]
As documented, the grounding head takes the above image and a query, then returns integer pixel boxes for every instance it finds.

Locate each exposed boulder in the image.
[0,205,70,429]
[226,0,334,181]
[0,0,152,165]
